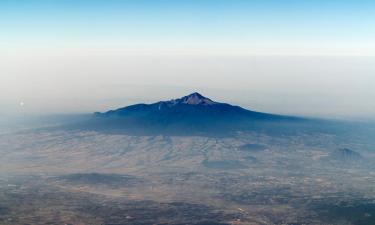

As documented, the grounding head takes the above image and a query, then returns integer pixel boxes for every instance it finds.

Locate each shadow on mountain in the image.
[56,93,373,138]
[62,93,314,137]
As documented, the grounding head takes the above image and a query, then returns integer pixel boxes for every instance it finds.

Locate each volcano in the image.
[86,92,302,136]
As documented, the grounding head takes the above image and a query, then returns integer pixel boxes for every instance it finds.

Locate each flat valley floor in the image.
[0,129,374,224]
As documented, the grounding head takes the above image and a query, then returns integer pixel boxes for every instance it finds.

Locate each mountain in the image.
[95,92,286,120]
[87,92,301,136]
[330,148,363,162]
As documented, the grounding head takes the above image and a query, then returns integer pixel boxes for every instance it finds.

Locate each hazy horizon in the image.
[1,0,375,119]
[2,54,375,120]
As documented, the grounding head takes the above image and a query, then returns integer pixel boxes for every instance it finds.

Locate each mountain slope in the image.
[96,92,287,120]
[87,92,301,136]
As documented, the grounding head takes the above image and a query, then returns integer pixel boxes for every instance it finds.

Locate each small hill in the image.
[330,148,363,161]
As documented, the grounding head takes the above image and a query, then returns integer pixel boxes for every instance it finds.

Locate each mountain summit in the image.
[171,92,216,105]
[89,92,300,136]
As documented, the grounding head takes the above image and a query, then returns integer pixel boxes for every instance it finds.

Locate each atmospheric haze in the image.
[1,1,375,225]
[1,53,375,119]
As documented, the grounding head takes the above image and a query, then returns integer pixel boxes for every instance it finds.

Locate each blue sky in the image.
[1,0,374,54]
[1,1,375,118]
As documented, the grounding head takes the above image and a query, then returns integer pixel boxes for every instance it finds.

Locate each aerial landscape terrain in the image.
[1,1,375,224]
[0,93,374,225]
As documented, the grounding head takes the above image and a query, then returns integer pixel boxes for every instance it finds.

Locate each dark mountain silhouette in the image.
[95,92,290,120]
[85,92,302,136]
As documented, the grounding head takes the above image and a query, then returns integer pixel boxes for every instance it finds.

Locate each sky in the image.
[1,0,375,119]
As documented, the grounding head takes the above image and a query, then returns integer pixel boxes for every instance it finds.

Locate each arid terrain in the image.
[0,125,374,224]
